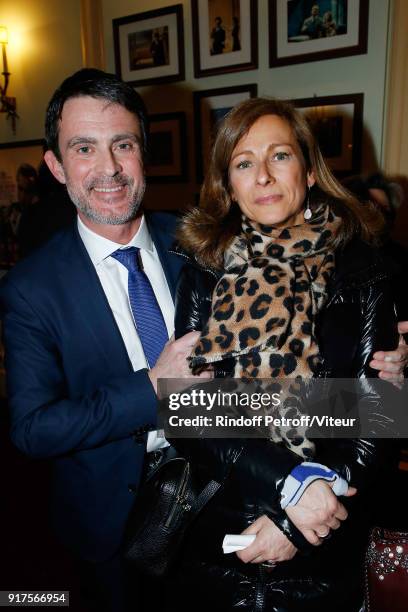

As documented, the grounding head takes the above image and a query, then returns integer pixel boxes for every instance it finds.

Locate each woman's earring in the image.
[304,186,312,220]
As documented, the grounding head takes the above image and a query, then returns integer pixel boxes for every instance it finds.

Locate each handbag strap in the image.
[193,479,221,515]
[187,444,244,520]
[182,479,222,531]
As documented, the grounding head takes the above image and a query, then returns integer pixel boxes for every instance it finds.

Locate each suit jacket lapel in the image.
[56,225,133,374]
[55,215,182,373]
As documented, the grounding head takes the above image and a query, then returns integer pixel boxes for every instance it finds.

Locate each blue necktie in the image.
[111,247,168,368]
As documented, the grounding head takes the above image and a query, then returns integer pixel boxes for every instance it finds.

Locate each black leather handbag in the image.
[123,453,221,577]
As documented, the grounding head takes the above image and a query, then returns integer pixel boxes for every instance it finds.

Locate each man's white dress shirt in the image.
[78,215,173,450]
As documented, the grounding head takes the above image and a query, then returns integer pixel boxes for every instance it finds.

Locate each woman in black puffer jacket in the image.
[166,98,399,612]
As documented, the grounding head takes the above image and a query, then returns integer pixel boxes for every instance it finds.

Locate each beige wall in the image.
[0,1,397,215]
[102,0,391,211]
[0,0,83,144]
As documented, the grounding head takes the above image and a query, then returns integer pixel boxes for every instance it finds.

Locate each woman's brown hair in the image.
[177,97,382,269]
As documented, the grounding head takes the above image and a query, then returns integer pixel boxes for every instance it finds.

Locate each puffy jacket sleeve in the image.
[314,279,400,488]
[174,263,214,338]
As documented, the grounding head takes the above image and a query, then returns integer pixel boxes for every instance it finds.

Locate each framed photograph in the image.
[193,84,257,182]
[146,112,188,183]
[293,93,364,176]
[191,0,258,78]
[113,5,185,87]
[0,139,44,207]
[269,0,369,67]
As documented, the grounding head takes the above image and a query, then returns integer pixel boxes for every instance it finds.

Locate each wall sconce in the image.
[0,26,18,134]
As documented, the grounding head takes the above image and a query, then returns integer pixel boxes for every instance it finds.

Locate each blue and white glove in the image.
[280,462,349,510]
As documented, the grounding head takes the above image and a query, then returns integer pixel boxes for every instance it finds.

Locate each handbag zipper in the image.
[165,461,192,529]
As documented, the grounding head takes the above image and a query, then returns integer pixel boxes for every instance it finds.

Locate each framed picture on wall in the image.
[193,84,257,182]
[191,0,258,78]
[269,0,369,67]
[146,112,188,183]
[113,5,185,87]
[292,93,364,177]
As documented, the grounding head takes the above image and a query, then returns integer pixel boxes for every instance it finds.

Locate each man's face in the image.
[45,96,145,228]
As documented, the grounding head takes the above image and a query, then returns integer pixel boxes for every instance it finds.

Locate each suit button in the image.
[128,483,138,493]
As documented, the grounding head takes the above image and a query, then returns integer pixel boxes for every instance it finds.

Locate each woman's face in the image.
[228,114,315,227]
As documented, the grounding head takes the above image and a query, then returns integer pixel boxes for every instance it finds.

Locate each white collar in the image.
[77,214,154,266]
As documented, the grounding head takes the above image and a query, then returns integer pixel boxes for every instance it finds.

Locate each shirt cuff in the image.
[280,461,349,509]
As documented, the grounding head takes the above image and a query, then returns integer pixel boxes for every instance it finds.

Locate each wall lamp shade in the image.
[0,25,18,133]
[0,26,8,44]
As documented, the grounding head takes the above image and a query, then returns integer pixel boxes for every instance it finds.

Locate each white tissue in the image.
[222,534,256,554]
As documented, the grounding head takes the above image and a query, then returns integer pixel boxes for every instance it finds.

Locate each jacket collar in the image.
[170,242,221,279]
[59,212,182,295]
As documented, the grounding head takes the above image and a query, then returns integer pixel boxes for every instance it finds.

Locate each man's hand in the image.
[285,480,357,545]
[148,331,212,393]
[370,321,408,384]
[236,515,297,564]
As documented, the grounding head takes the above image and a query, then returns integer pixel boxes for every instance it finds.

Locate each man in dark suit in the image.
[0,69,208,611]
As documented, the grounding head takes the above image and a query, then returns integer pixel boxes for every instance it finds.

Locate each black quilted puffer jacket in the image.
[165,238,399,612]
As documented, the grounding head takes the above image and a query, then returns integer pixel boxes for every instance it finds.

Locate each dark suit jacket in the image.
[0,211,183,562]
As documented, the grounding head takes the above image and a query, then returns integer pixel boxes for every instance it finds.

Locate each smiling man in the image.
[44,96,146,235]
[0,69,208,612]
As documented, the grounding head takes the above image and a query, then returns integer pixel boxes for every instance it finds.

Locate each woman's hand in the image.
[285,480,357,545]
[369,321,408,384]
[236,515,297,564]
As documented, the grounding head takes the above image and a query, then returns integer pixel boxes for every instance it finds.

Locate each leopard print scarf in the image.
[190,204,342,457]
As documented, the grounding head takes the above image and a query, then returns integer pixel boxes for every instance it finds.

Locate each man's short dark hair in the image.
[45,68,148,161]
